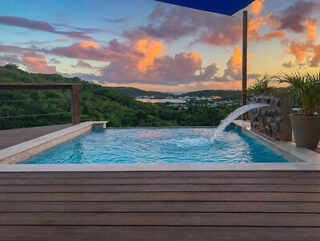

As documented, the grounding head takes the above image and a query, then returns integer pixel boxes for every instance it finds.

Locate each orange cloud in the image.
[22,55,56,74]
[249,0,264,16]
[289,42,307,61]
[79,41,99,49]
[248,17,263,40]
[135,38,164,72]
[229,46,242,73]
[261,30,285,41]
[306,18,317,41]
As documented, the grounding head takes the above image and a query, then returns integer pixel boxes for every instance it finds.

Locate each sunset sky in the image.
[0,0,319,92]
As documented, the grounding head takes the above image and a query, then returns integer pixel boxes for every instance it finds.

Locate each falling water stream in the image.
[211,103,270,142]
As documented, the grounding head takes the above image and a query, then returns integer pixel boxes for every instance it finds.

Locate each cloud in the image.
[72,60,97,69]
[54,36,218,86]
[0,60,5,66]
[0,54,21,65]
[282,61,294,68]
[289,42,307,61]
[51,40,141,62]
[135,38,164,72]
[260,30,285,41]
[100,49,216,86]
[103,17,131,24]
[0,16,93,40]
[21,55,56,74]
[49,58,61,64]
[249,0,265,16]
[279,0,320,33]
[200,23,242,47]
[214,46,258,83]
[126,0,282,47]
[306,18,317,41]
[214,46,242,82]
[308,43,320,67]
[55,38,69,42]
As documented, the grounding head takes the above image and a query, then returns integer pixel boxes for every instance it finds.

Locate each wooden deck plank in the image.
[1,171,320,179]
[1,192,320,202]
[1,201,320,213]
[1,184,320,193]
[1,213,320,226]
[1,170,320,240]
[0,227,319,241]
[0,124,71,150]
[1,177,320,185]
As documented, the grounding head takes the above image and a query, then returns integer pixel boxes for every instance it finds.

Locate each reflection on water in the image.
[21,127,289,164]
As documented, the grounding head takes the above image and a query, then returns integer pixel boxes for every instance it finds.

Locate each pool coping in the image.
[0,121,107,165]
[0,121,319,172]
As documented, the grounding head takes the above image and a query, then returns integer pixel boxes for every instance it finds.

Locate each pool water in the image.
[20,127,289,164]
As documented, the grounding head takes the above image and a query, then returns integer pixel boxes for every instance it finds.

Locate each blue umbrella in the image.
[155,0,255,16]
[155,0,256,117]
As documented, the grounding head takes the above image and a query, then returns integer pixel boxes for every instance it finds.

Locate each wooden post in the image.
[242,10,248,120]
[71,85,80,125]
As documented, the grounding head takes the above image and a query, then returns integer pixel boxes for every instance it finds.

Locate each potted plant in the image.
[280,73,320,149]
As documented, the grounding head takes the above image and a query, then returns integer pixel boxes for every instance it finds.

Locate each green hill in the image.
[111,87,175,98]
[111,87,241,100]
[0,64,238,130]
[183,90,242,99]
[0,64,176,129]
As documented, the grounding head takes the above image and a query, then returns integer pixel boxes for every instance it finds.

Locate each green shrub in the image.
[279,73,320,116]
[249,74,272,95]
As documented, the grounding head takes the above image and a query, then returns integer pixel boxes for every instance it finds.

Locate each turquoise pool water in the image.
[20,127,289,164]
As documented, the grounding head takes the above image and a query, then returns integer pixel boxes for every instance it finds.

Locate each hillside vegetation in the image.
[112,87,242,100]
[111,87,175,98]
[0,64,238,130]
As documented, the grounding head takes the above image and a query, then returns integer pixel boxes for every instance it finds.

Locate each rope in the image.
[0,112,70,119]
[0,99,69,103]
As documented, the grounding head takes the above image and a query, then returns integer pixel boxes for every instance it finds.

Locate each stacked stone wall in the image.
[249,93,292,141]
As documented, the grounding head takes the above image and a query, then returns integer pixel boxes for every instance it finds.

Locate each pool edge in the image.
[0,121,107,164]
[0,121,319,171]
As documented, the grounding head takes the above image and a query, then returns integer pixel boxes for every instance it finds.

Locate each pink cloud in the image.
[21,55,56,74]
[51,40,141,62]
[55,38,69,42]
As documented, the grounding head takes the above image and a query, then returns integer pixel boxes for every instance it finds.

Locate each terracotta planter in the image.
[290,114,320,149]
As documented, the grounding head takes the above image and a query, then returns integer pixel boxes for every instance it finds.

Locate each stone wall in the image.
[249,92,292,141]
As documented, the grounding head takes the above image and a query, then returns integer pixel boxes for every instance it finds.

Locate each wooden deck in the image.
[0,171,320,240]
[0,124,72,150]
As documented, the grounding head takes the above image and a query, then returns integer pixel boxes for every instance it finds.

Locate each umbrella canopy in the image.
[155,0,255,16]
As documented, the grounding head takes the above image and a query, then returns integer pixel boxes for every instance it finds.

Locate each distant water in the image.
[136,98,186,104]
[20,127,289,164]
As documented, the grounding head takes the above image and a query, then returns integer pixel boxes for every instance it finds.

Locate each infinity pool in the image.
[20,127,289,164]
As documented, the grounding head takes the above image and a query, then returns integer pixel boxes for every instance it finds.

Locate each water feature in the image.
[211,103,269,142]
[20,127,289,164]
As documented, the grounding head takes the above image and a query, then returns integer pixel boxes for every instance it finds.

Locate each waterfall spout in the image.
[211,104,269,142]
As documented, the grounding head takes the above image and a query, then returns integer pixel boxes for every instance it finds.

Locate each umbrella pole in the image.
[242,10,248,120]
